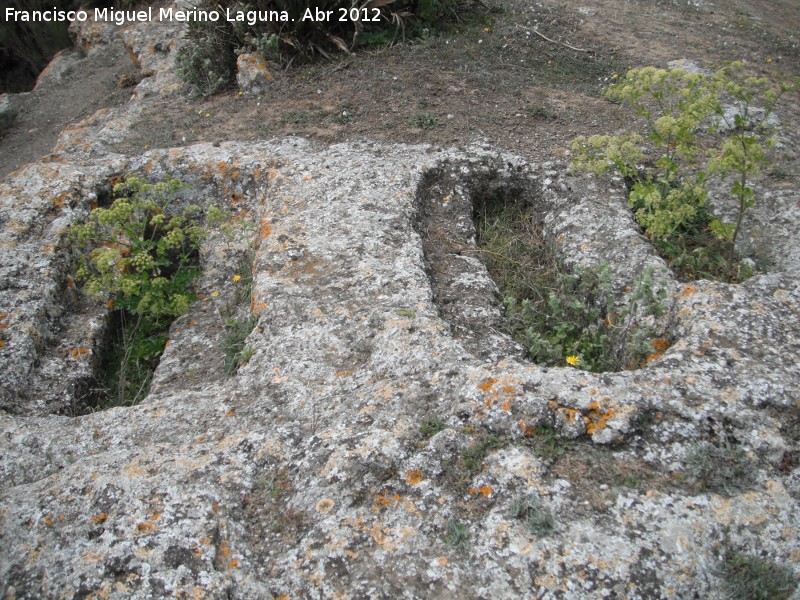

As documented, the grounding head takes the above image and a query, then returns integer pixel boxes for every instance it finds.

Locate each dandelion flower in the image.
[233,274,241,283]
[212,291,220,297]
[566,355,580,366]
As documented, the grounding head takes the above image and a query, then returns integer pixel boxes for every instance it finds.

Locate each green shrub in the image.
[444,519,470,549]
[571,63,797,282]
[723,550,796,600]
[71,177,205,407]
[176,33,237,97]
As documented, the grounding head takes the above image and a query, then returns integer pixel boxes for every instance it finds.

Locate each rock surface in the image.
[1,6,799,600]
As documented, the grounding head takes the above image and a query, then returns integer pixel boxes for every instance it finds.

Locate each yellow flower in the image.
[212,291,220,297]
[232,274,241,283]
[612,73,619,78]
[566,355,580,366]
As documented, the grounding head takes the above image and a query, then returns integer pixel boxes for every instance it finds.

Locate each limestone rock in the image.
[1,6,798,600]
[236,52,274,95]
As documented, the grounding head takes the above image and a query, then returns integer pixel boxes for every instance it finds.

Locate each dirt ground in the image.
[116,0,800,167]
[1,0,799,180]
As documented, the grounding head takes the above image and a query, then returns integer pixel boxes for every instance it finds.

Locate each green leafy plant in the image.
[571,63,796,282]
[476,203,667,372]
[71,177,205,407]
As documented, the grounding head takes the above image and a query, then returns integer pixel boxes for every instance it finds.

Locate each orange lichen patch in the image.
[219,542,231,558]
[225,410,234,417]
[477,484,493,497]
[43,514,54,527]
[67,347,90,361]
[584,400,615,435]
[268,168,280,180]
[192,546,203,559]
[478,377,497,392]
[405,470,424,485]
[275,595,290,600]
[0,340,5,349]
[259,218,272,240]
[42,243,56,254]
[646,337,672,364]
[680,285,698,297]
[109,175,125,188]
[336,369,353,378]
[228,559,239,569]
[136,521,155,534]
[520,419,537,437]
[436,556,449,566]
[90,513,109,524]
[501,399,512,412]
[373,490,401,511]
[0,313,8,328]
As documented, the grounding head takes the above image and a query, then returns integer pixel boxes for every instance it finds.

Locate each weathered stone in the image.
[236,52,274,95]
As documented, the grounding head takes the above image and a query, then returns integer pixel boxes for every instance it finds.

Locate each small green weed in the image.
[420,416,446,438]
[532,423,568,460]
[444,519,470,549]
[723,550,796,600]
[222,316,256,376]
[526,104,557,119]
[442,433,505,493]
[682,442,754,496]
[396,307,416,318]
[510,493,555,535]
[413,113,439,130]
